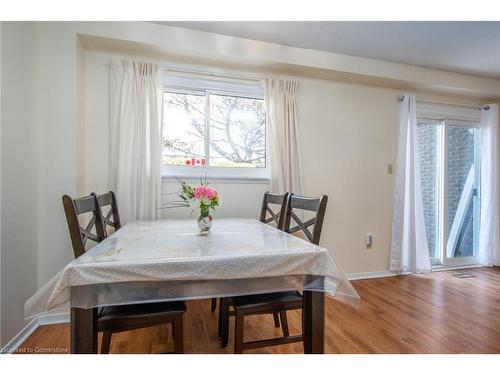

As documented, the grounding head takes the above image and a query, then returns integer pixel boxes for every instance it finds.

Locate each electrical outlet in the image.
[387,164,393,174]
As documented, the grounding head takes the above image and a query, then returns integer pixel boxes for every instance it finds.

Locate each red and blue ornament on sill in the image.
[185,158,206,167]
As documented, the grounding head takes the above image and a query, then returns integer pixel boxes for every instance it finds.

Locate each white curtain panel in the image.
[262,79,303,194]
[109,61,162,223]
[478,104,500,266]
[390,94,431,273]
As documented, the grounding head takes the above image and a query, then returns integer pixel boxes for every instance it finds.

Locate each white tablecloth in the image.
[25,219,360,318]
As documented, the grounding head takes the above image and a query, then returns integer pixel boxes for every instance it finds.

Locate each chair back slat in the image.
[259,192,289,229]
[288,196,321,212]
[62,194,105,259]
[73,196,98,215]
[283,194,328,245]
[97,192,113,207]
[92,191,122,237]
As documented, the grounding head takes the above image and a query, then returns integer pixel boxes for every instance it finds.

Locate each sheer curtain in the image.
[478,104,500,266]
[109,61,162,223]
[390,93,431,273]
[262,79,303,194]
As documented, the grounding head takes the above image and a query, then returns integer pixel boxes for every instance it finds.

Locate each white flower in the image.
[188,198,201,208]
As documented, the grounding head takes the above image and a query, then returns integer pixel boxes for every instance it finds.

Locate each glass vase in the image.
[197,214,212,235]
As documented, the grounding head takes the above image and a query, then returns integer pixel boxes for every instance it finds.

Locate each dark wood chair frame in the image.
[223,193,328,353]
[283,194,328,247]
[216,192,290,343]
[259,191,289,228]
[91,191,122,235]
[62,194,105,259]
[260,192,290,328]
[213,191,289,324]
[63,192,186,354]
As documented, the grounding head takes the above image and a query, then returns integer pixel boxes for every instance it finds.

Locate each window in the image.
[417,102,481,267]
[161,74,267,179]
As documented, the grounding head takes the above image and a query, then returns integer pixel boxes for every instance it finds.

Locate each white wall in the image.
[299,81,398,273]
[34,23,77,287]
[0,22,38,346]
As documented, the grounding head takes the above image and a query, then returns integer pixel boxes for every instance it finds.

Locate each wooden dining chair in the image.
[91,191,121,236]
[259,191,289,228]
[62,193,186,354]
[213,192,289,323]
[260,192,290,328]
[62,194,105,259]
[217,192,290,341]
[283,194,328,246]
[225,193,328,353]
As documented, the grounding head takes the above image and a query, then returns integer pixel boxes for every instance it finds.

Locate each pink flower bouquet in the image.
[176,178,220,220]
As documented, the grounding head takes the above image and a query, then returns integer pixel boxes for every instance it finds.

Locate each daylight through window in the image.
[162,74,267,178]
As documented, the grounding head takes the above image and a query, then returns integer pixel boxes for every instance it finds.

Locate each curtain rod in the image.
[398,96,490,111]
[163,66,263,84]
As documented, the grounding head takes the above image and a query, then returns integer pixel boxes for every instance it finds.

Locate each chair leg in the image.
[302,302,307,353]
[234,311,245,354]
[273,313,281,327]
[173,316,184,354]
[211,298,217,312]
[100,331,112,354]
[218,299,223,337]
[280,311,290,337]
[221,298,230,347]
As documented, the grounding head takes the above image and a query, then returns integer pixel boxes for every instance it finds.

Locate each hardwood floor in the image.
[17,267,500,354]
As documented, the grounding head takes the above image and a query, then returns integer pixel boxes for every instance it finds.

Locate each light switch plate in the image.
[366,233,373,248]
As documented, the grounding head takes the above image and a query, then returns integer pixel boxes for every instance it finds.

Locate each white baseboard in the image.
[347,270,396,280]
[38,311,70,326]
[1,311,70,354]
[431,264,483,272]
[348,265,487,280]
[1,318,38,354]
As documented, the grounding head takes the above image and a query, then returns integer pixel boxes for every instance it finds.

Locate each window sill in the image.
[162,175,270,185]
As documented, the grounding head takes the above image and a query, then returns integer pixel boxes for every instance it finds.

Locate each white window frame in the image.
[417,102,481,268]
[417,118,443,266]
[161,74,269,181]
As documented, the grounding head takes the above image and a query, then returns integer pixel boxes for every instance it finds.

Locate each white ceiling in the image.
[154,22,500,79]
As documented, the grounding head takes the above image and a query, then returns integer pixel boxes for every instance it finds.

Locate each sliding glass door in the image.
[417,118,481,267]
[444,123,481,265]
[417,120,442,264]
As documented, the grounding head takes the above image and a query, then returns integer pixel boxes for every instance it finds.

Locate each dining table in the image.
[25,218,360,354]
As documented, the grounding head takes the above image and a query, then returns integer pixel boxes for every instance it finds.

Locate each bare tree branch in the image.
[164,93,266,166]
